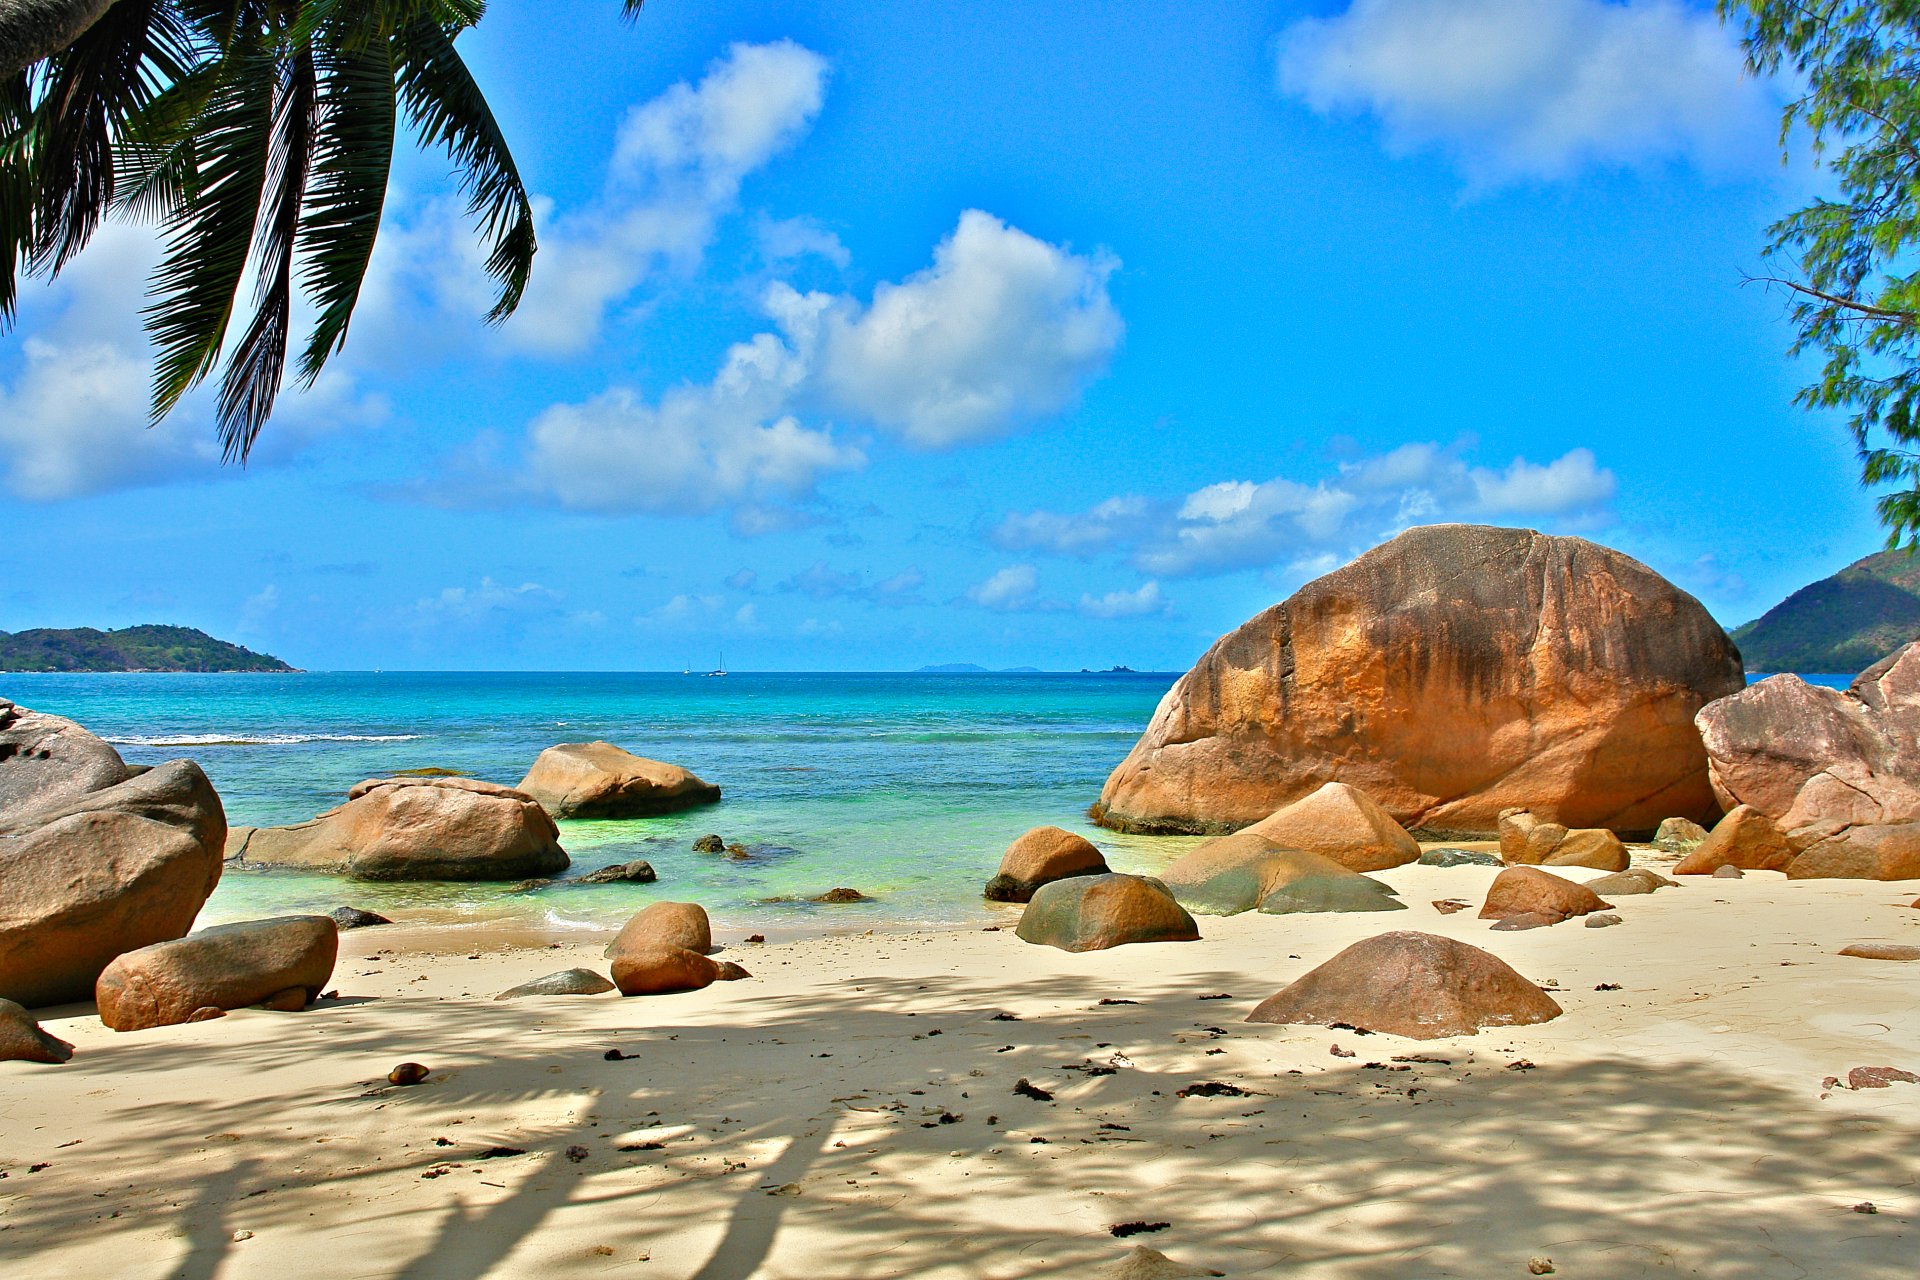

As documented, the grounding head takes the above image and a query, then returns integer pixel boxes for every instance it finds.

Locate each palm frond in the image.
[0,69,30,326]
[393,13,532,324]
[294,32,394,382]
[110,61,221,221]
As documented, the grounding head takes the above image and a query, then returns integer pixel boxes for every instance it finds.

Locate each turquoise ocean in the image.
[1,671,1198,935]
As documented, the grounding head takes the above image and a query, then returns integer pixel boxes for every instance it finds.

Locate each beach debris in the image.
[1583,913,1623,929]
[812,888,872,903]
[1479,866,1612,926]
[1330,1045,1355,1058]
[329,907,393,929]
[230,776,567,882]
[1839,943,1920,961]
[1584,868,1679,896]
[1847,1066,1920,1089]
[1419,846,1502,868]
[1431,899,1472,915]
[766,1183,803,1197]
[96,915,338,1031]
[388,1062,430,1086]
[604,1049,629,1061]
[1528,1258,1555,1275]
[1198,993,1232,1001]
[692,835,725,852]
[1506,1059,1538,1072]
[1109,1222,1171,1238]
[1712,865,1745,879]
[0,998,73,1064]
[1013,1078,1054,1101]
[1015,874,1199,952]
[1099,1244,1224,1278]
[745,934,766,943]
[565,1145,589,1163]
[1854,1202,1880,1214]
[231,1230,254,1242]
[991,1011,1022,1021]
[985,826,1109,903]
[1249,932,1562,1039]
[578,860,658,885]
[1239,782,1419,873]
[518,742,720,819]
[1176,1081,1248,1098]
[1098,998,1138,1005]
[1595,982,1623,991]
[476,1146,526,1159]
[1498,810,1629,872]
[495,968,616,999]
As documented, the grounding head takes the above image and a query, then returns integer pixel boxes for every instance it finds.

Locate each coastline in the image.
[5,852,1916,1278]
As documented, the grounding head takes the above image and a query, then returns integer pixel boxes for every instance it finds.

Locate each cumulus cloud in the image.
[779,562,926,605]
[967,564,1042,611]
[513,211,1117,517]
[1079,581,1168,619]
[995,441,1617,578]
[1276,0,1774,183]
[408,578,563,627]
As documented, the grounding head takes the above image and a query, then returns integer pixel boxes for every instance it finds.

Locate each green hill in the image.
[1732,550,1920,674]
[0,625,296,673]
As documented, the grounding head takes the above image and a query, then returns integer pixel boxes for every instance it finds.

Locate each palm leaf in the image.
[393,13,532,324]
[0,69,30,326]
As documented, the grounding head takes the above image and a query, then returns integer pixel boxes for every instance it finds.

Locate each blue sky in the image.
[0,0,1884,670]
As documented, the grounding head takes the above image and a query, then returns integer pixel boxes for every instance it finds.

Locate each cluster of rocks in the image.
[603,902,749,995]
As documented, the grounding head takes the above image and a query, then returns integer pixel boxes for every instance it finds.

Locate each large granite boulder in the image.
[1246,932,1563,1039]
[227,776,566,881]
[1697,644,1920,829]
[611,947,748,997]
[0,998,74,1063]
[1015,873,1200,952]
[1479,866,1612,925]
[985,826,1109,902]
[1674,805,1796,875]
[1096,525,1742,837]
[1786,824,1920,880]
[0,698,132,820]
[1240,782,1419,872]
[1497,809,1629,871]
[1159,835,1402,916]
[516,743,720,818]
[95,915,337,1031]
[605,901,712,959]
[0,758,226,1008]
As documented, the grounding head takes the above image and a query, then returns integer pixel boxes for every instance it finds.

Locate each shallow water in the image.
[3,671,1195,932]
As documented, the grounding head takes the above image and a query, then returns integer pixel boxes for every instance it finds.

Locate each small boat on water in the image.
[706,648,728,678]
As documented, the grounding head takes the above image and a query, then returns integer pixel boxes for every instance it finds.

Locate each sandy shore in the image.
[3,856,1918,1278]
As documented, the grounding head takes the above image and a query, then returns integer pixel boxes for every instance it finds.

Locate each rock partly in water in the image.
[227,776,566,882]
[329,906,392,930]
[1479,866,1612,926]
[1419,847,1504,868]
[0,756,226,1008]
[1787,823,1920,881]
[812,888,871,903]
[1096,525,1742,837]
[495,968,616,999]
[0,997,73,1063]
[1241,782,1420,872]
[1246,931,1563,1039]
[606,901,712,960]
[1674,805,1796,875]
[692,834,725,853]
[984,826,1108,903]
[517,742,720,819]
[577,860,658,885]
[95,915,338,1031]
[1584,867,1678,896]
[1015,874,1200,953]
[1653,816,1709,853]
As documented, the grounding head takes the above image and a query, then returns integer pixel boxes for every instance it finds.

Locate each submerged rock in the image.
[1241,782,1419,872]
[1246,931,1563,1039]
[692,834,725,853]
[517,742,720,818]
[95,915,338,1031]
[0,998,73,1063]
[329,907,393,929]
[985,826,1108,902]
[1096,525,1742,837]
[1015,874,1200,953]
[227,776,565,882]
[577,860,658,884]
[812,888,871,903]
[496,968,616,999]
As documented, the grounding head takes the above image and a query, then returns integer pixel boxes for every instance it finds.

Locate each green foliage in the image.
[0,0,654,462]
[1723,2,1920,547]
[0,624,295,672]
[1731,547,1920,672]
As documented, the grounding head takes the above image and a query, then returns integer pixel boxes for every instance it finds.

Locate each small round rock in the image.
[1528,1259,1555,1276]
[389,1062,431,1086]
[1712,865,1744,879]
[1583,913,1623,929]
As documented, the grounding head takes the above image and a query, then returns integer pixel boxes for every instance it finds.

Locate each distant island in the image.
[1733,549,1920,674]
[916,663,1044,674]
[0,625,296,673]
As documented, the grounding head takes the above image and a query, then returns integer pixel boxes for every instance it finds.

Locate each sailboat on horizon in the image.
[705,647,728,678]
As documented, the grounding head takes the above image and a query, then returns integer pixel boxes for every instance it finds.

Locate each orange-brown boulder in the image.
[1246,931,1563,1039]
[1479,866,1612,925]
[1786,824,1920,880]
[227,776,565,881]
[0,998,73,1063]
[1674,805,1795,874]
[0,758,226,1008]
[1015,874,1199,952]
[605,901,712,959]
[1095,526,1742,838]
[1494,809,1626,870]
[1585,867,1678,896]
[1542,828,1630,872]
[985,826,1108,902]
[95,916,337,1031]
[517,742,720,818]
[1241,782,1418,872]
[611,946,727,996]
[1698,644,1920,829]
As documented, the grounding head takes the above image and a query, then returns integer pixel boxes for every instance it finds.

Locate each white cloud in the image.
[1277,0,1774,183]
[968,564,1041,611]
[756,215,851,269]
[409,578,563,626]
[995,441,1618,578]
[1079,581,1168,619]
[779,562,926,605]
[512,210,1117,516]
